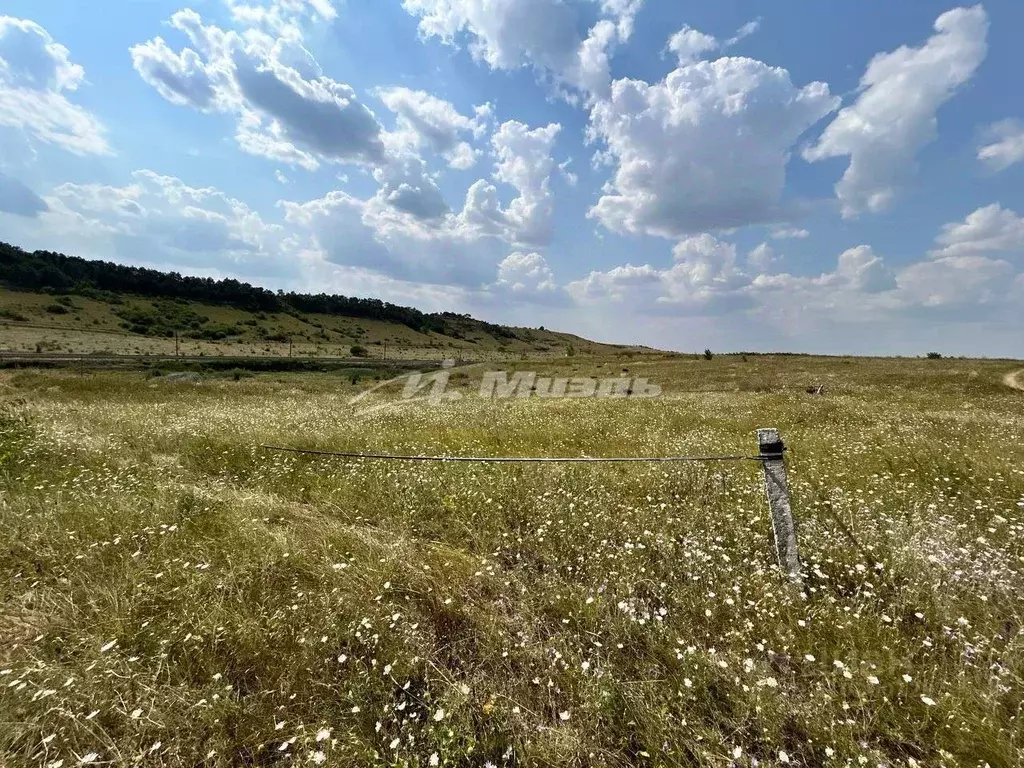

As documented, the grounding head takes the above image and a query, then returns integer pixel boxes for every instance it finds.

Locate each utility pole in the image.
[383,342,387,361]
[174,330,179,357]
[289,337,293,357]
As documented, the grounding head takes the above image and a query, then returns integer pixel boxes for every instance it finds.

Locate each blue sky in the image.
[1,0,1023,356]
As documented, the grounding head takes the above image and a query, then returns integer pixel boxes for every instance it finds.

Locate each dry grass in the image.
[1,355,1023,766]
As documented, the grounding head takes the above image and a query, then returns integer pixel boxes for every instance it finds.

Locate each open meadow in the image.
[1,355,1024,767]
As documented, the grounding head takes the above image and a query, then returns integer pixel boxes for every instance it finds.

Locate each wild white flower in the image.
[558,710,571,721]
[130,708,142,719]
[311,751,326,765]
[921,695,937,706]
[78,755,99,765]
[429,753,439,766]
[389,738,400,749]
[903,674,913,683]
[433,708,446,721]
[867,675,879,685]
[316,728,331,742]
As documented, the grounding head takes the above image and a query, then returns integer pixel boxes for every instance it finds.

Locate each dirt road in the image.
[1004,369,1024,391]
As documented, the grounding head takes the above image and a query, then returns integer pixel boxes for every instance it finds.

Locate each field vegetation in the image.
[1,355,1023,766]
[0,287,628,362]
[0,242,635,360]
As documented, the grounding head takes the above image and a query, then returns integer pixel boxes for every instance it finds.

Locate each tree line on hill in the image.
[0,241,516,340]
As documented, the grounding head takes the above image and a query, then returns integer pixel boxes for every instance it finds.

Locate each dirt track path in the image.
[1004,369,1024,391]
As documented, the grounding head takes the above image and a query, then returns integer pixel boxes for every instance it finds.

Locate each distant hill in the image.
[0,241,648,361]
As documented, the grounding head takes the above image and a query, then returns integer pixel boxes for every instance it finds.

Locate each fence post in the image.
[757,428,802,583]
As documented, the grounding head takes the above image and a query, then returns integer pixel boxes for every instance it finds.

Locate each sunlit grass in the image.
[1,355,1023,766]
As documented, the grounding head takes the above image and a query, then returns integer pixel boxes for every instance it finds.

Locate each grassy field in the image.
[0,288,633,361]
[1,355,1023,766]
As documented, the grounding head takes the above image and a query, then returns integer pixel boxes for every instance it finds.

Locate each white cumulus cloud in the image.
[978,119,1024,172]
[569,233,753,313]
[495,251,556,293]
[282,188,505,287]
[401,0,638,99]
[274,117,565,286]
[897,255,1017,312]
[489,120,562,246]
[131,10,386,170]
[0,16,109,155]
[454,119,564,247]
[804,5,988,217]
[587,55,838,237]
[931,203,1024,260]
[666,26,717,65]
[377,86,486,169]
[32,170,290,279]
